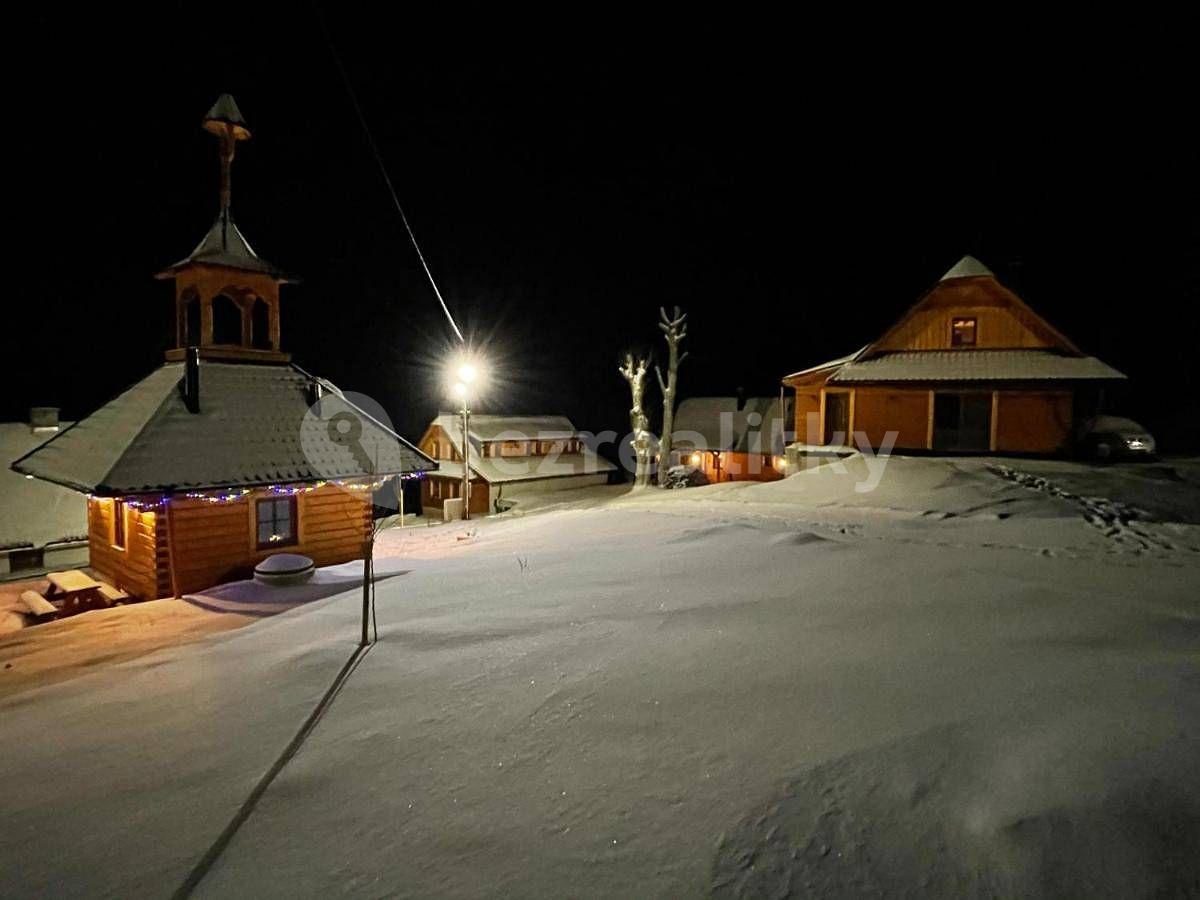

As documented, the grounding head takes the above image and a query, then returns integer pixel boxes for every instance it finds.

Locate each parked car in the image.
[1077,415,1157,460]
[663,464,710,489]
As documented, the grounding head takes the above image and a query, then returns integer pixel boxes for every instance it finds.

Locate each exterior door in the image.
[932,393,991,451]
[823,392,850,445]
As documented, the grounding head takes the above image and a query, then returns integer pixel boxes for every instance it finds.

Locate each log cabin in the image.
[782,256,1126,454]
[11,95,435,599]
[417,415,617,515]
[670,396,793,482]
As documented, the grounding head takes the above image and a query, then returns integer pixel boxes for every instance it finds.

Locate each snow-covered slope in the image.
[0,459,1197,896]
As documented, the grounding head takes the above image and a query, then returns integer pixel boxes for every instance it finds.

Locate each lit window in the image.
[256,496,297,548]
[951,317,977,347]
[112,499,127,549]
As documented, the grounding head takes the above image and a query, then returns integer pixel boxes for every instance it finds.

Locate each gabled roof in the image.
[672,396,793,455]
[157,208,289,280]
[428,414,579,456]
[423,413,614,484]
[861,256,1080,358]
[828,350,1126,383]
[12,363,435,495]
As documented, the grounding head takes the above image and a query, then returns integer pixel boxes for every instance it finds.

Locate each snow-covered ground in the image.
[0,457,1197,896]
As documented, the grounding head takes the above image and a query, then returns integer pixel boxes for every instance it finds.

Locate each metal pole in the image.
[461,400,471,521]
[460,403,470,520]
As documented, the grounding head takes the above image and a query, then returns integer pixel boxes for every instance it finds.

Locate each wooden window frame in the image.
[951,316,978,347]
[255,495,298,550]
[111,499,127,550]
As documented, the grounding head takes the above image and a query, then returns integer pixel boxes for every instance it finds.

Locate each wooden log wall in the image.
[87,499,165,601]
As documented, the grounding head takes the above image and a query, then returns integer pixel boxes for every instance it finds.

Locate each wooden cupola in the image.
[157,94,293,363]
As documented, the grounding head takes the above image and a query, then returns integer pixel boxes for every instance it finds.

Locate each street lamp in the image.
[450,357,483,520]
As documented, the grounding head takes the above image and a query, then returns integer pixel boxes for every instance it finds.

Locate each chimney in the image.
[29,407,59,434]
[183,347,201,413]
[307,377,324,407]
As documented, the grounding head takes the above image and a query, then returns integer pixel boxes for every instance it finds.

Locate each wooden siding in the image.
[167,484,370,596]
[850,388,931,451]
[422,476,490,515]
[418,423,462,462]
[88,499,166,601]
[867,276,1077,355]
[172,267,282,354]
[995,391,1073,453]
[872,302,1056,352]
[793,389,822,443]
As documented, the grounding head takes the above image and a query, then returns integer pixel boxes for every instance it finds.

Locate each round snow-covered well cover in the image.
[254,553,315,586]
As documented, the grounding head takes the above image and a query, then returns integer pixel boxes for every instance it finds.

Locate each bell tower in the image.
[158,94,292,363]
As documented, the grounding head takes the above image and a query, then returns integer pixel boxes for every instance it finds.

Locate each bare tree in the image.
[654,306,688,486]
[619,353,653,489]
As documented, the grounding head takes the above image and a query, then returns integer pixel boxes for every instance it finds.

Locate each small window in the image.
[112,500,127,549]
[951,317,977,347]
[256,496,297,548]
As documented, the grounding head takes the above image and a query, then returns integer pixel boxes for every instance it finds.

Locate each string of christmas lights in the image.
[97,473,425,509]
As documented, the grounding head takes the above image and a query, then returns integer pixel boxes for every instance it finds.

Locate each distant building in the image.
[417,414,617,515]
[782,256,1126,454]
[671,396,792,482]
[0,410,88,577]
[12,95,434,599]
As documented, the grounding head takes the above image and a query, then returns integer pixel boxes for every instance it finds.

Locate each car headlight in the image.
[1124,436,1152,450]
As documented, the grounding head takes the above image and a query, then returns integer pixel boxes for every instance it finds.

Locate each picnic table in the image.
[44,570,106,616]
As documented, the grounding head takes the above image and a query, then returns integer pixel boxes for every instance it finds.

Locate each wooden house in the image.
[11,95,434,599]
[782,257,1126,454]
[417,414,616,515]
[670,396,793,482]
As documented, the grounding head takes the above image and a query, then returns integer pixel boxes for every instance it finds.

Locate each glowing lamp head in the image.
[446,353,487,401]
[690,453,701,465]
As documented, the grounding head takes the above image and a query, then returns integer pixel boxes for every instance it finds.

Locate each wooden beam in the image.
[926,390,935,450]
[989,391,1000,452]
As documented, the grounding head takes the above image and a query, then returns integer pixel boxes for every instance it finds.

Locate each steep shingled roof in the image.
[12,363,435,495]
[158,208,288,279]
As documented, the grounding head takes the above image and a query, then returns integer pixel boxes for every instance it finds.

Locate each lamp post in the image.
[453,361,478,520]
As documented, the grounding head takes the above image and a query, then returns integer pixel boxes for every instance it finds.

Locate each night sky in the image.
[8,10,1198,449]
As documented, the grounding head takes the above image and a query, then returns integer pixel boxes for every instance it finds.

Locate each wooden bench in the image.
[97,584,130,604]
[19,590,58,619]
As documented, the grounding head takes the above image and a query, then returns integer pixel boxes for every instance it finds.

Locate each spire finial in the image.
[202,94,251,213]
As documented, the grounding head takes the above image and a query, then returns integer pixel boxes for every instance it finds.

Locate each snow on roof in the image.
[431,452,616,485]
[158,208,287,279]
[672,396,792,455]
[939,255,994,281]
[465,415,578,441]
[0,423,86,547]
[430,414,580,457]
[828,350,1127,383]
[12,363,435,495]
[782,346,868,382]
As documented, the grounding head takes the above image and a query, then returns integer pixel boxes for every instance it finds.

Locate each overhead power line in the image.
[315,5,465,343]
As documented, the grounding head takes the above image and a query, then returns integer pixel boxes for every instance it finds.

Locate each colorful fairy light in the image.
[90,472,425,508]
